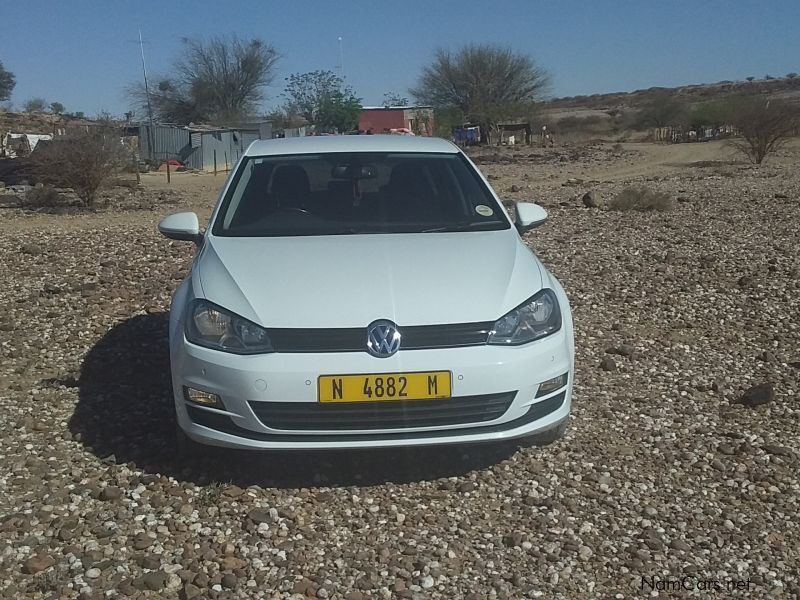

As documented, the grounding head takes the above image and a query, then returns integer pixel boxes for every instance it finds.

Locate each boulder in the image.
[582,191,601,208]
[734,383,774,407]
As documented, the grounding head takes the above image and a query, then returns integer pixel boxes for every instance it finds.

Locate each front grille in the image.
[266,322,494,353]
[249,392,517,430]
[186,391,565,442]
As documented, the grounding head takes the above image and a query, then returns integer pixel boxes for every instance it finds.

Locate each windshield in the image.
[212,152,510,236]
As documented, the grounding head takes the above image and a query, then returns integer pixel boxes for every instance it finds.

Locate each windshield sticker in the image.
[475,205,494,217]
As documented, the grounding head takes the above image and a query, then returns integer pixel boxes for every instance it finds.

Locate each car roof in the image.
[244,134,459,156]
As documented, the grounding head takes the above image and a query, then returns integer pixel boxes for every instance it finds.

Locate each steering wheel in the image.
[278,206,310,215]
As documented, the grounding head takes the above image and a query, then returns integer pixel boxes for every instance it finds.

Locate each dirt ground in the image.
[0,139,747,231]
[0,140,798,599]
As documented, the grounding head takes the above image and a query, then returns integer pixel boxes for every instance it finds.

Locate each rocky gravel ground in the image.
[0,183,189,214]
[0,142,798,599]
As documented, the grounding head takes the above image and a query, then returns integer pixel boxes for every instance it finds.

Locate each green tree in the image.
[382,92,409,107]
[24,97,47,113]
[130,35,279,124]
[317,91,362,132]
[745,76,755,82]
[431,106,465,138]
[283,70,344,123]
[0,60,15,101]
[410,44,549,142]
[50,101,65,115]
[282,70,361,130]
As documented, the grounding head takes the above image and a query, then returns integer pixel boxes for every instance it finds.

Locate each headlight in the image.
[185,300,274,354]
[488,289,561,345]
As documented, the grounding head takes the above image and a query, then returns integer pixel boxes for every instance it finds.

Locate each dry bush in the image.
[111,177,141,189]
[633,93,687,129]
[23,185,64,208]
[129,36,279,125]
[608,187,674,212]
[556,114,605,131]
[27,129,127,207]
[729,97,799,164]
[410,44,549,138]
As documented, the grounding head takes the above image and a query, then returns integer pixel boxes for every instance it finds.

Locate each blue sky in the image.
[2,0,799,116]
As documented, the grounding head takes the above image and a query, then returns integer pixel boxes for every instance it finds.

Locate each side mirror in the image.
[158,212,202,245]
[514,202,548,234]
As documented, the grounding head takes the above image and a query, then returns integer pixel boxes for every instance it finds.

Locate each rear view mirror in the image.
[331,164,377,180]
[158,212,202,245]
[514,202,548,234]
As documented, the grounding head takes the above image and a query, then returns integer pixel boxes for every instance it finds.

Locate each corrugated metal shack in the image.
[138,122,272,171]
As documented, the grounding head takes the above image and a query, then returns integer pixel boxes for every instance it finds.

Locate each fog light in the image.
[536,373,568,397]
[184,386,223,408]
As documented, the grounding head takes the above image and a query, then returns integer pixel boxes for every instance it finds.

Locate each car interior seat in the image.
[271,164,310,210]
[384,162,440,222]
[324,180,356,218]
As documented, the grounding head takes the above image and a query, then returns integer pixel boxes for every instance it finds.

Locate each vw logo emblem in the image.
[366,320,401,358]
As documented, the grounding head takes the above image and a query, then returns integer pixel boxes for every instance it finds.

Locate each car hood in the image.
[194,231,544,328]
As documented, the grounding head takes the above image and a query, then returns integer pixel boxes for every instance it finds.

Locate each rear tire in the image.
[518,418,568,447]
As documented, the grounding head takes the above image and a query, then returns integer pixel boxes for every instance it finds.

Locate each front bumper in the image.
[170,329,573,450]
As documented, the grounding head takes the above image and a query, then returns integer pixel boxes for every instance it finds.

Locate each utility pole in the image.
[338,36,344,78]
[138,28,156,164]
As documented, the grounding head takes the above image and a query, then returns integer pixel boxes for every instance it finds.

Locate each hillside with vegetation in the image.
[539,75,800,140]
[0,111,70,135]
[548,73,800,110]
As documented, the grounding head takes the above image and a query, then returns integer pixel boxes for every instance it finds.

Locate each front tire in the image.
[175,423,204,459]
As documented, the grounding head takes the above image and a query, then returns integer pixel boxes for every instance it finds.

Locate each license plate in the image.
[318,371,452,403]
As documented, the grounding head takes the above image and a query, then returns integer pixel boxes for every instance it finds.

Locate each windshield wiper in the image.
[327,227,393,235]
[422,221,501,233]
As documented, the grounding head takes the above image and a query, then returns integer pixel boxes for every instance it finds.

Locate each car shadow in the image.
[70,313,518,488]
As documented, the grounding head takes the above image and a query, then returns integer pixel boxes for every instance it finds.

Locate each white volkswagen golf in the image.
[159,135,574,451]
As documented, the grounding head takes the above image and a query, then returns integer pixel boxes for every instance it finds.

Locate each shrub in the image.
[24,97,47,113]
[728,97,799,164]
[608,187,674,212]
[556,115,605,132]
[24,185,64,208]
[26,129,127,207]
[688,99,736,129]
[111,177,140,189]
[633,93,687,129]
